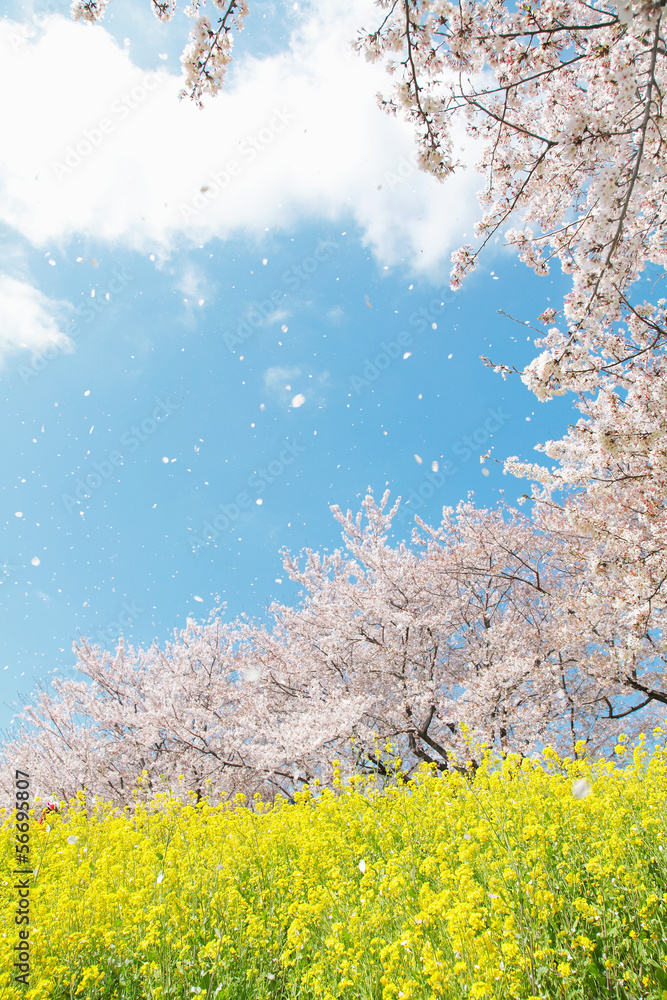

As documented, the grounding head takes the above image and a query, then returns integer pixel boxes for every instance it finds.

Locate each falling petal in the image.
[572,778,592,799]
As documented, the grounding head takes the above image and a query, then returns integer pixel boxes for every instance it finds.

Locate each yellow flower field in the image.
[2,732,667,1000]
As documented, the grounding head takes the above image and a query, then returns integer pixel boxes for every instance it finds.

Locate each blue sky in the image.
[0,0,576,734]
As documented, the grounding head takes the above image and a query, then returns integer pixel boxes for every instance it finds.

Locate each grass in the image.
[1,730,667,999]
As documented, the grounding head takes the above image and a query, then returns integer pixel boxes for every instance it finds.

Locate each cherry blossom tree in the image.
[259,491,566,772]
[353,0,667,705]
[0,610,369,809]
[268,489,665,768]
[360,0,665,317]
[507,308,667,733]
[4,490,664,810]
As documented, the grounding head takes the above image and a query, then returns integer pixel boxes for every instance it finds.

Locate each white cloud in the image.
[0,3,482,277]
[264,364,328,409]
[257,307,290,327]
[0,276,72,363]
[264,365,303,395]
[175,264,209,301]
[165,260,216,326]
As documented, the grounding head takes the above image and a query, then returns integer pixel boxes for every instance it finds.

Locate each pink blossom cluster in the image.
[358,0,666,395]
[71,0,249,107]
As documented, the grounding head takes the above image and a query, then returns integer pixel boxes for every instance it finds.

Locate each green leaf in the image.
[583,960,606,984]
[646,958,667,989]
